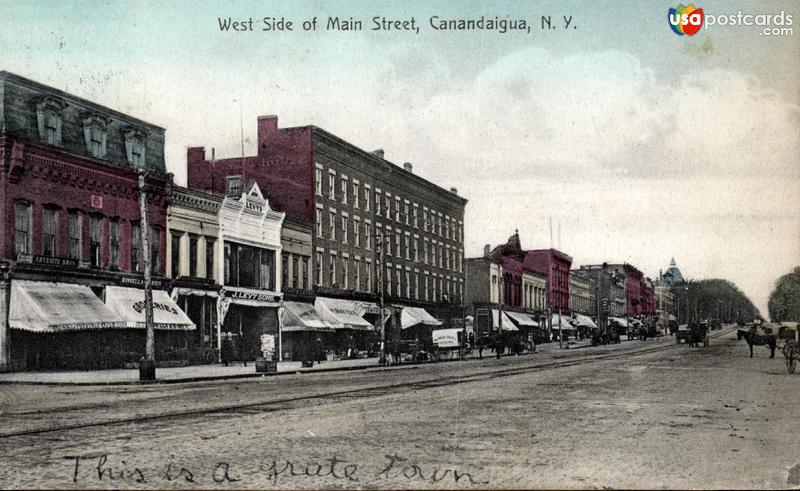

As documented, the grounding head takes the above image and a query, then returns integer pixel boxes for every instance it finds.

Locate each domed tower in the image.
[660,258,686,285]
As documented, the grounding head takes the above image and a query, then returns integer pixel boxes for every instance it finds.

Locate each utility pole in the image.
[376,232,386,365]
[138,170,156,381]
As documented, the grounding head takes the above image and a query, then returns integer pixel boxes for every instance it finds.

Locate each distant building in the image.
[569,271,594,315]
[660,257,686,285]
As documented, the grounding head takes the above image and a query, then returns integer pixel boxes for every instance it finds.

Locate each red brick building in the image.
[0,72,190,370]
[524,248,573,312]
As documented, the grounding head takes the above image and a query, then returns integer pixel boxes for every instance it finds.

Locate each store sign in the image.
[17,253,81,268]
[223,288,281,303]
[260,334,275,353]
[119,276,164,288]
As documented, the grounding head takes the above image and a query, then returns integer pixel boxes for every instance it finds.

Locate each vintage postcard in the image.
[0,1,798,489]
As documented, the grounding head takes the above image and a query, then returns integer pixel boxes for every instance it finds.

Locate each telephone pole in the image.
[138,170,156,381]
[376,232,386,365]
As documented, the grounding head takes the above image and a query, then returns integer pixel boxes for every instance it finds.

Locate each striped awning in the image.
[282,301,335,332]
[105,286,195,331]
[9,280,126,332]
[401,307,442,329]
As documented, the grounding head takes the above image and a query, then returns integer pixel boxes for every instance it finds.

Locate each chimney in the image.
[403,162,413,173]
[257,115,279,156]
[450,187,458,195]
[484,244,491,258]
[372,149,384,159]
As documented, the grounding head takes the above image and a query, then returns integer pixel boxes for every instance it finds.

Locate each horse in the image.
[737,329,776,358]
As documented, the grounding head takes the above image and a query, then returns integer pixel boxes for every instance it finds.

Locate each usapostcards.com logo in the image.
[669,4,704,36]
[669,4,794,37]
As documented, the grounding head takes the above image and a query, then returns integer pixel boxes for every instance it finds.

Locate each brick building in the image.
[0,72,193,371]
[524,248,573,312]
[186,115,467,351]
[569,271,594,315]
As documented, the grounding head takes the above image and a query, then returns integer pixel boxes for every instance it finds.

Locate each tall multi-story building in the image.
[524,248,573,312]
[569,271,594,315]
[186,115,467,350]
[0,72,193,371]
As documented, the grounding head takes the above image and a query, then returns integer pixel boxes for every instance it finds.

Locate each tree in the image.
[768,267,800,322]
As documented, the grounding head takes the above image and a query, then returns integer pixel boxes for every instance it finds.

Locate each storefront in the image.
[281,300,335,361]
[171,284,220,363]
[400,306,442,345]
[504,311,539,345]
[314,296,377,358]
[218,286,282,362]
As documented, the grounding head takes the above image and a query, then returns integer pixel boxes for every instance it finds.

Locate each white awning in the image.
[105,286,196,331]
[551,314,576,330]
[505,311,539,327]
[314,297,375,331]
[491,309,519,331]
[571,314,597,329]
[9,280,126,332]
[401,306,443,329]
[282,301,335,332]
[609,316,629,328]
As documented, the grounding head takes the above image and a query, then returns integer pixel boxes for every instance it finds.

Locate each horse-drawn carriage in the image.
[676,321,709,347]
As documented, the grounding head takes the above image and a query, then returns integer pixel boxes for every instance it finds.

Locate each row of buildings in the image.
[0,72,682,371]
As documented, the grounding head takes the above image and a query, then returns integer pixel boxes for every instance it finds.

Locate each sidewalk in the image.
[0,336,662,386]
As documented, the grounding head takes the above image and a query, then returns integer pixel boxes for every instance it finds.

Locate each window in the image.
[36,97,65,146]
[302,256,309,289]
[365,221,372,250]
[328,172,336,200]
[353,218,361,247]
[149,226,161,274]
[424,274,430,301]
[109,219,120,268]
[394,196,401,222]
[353,182,360,208]
[364,185,371,212]
[366,260,373,292]
[386,263,392,296]
[375,190,381,215]
[259,248,275,290]
[413,204,419,228]
[42,207,58,257]
[189,235,198,277]
[224,242,275,289]
[404,202,410,225]
[341,177,348,205]
[385,227,392,256]
[131,222,141,271]
[68,210,83,260]
[423,239,429,264]
[123,128,147,168]
[342,257,349,289]
[341,215,348,243]
[316,251,323,285]
[414,273,419,299]
[83,115,108,159]
[316,207,323,237]
[329,210,336,239]
[423,209,428,232]
[385,194,391,219]
[354,258,361,291]
[171,233,182,277]
[292,255,299,289]
[329,253,336,286]
[205,239,215,280]
[13,202,32,256]
[315,167,323,195]
[394,233,400,257]
[395,269,402,298]
[282,253,289,289]
[404,234,410,260]
[405,271,411,298]
[413,236,419,262]
[89,215,103,267]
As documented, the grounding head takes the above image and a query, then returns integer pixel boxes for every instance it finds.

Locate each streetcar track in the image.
[0,329,734,440]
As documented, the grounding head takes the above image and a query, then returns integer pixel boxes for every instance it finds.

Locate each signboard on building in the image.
[260,334,275,354]
[222,288,281,304]
[17,254,82,269]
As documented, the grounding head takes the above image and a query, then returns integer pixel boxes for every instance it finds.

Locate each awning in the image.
[571,314,597,329]
[609,316,629,328]
[8,280,126,332]
[282,301,335,332]
[551,314,575,330]
[314,297,375,330]
[630,319,642,326]
[105,286,196,331]
[401,306,443,329]
[491,309,519,331]
[505,311,539,327]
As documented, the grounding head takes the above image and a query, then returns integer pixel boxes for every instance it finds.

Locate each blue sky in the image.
[1,0,798,316]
